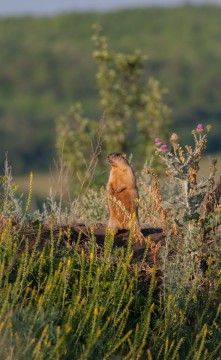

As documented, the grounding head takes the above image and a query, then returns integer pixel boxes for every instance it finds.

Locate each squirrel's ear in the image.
[122,153,127,159]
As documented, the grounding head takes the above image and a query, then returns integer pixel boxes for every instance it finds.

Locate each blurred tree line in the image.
[0,5,221,175]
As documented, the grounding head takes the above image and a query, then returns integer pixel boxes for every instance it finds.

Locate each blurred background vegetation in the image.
[0,5,221,204]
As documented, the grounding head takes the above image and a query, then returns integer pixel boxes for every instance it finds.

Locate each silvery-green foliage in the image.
[0,158,23,219]
[73,187,108,225]
[161,180,186,220]
[155,125,215,222]
[154,126,221,304]
[33,188,77,225]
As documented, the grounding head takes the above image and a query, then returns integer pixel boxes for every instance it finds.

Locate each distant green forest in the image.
[0,5,221,174]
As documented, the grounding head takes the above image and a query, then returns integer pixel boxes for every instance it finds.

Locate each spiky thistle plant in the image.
[155,124,220,226]
[154,124,221,282]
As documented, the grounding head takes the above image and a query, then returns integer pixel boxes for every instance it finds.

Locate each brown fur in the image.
[106,152,139,234]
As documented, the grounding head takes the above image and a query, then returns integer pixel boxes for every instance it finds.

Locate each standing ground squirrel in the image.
[106,152,139,234]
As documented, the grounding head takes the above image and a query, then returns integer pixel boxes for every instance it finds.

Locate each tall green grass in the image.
[1,219,221,359]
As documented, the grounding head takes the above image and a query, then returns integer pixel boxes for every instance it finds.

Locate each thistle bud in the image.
[170,133,179,142]
[206,124,212,132]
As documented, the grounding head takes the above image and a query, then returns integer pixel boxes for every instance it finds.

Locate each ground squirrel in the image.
[106,152,139,234]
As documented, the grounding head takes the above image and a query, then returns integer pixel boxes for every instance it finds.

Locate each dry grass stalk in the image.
[151,242,161,264]
[204,175,221,216]
[107,194,146,244]
[78,116,105,197]
[139,168,168,232]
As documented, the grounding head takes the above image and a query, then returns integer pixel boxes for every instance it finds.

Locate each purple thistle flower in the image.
[154,138,162,146]
[160,144,168,151]
[196,124,204,133]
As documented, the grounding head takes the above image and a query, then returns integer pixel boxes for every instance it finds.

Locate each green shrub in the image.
[56,25,172,194]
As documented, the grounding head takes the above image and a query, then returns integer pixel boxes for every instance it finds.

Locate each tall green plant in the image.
[56,24,172,192]
[92,24,172,160]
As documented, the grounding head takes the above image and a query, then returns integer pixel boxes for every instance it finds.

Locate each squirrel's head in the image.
[107,152,128,167]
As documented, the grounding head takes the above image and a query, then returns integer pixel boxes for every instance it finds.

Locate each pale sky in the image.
[0,0,220,16]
